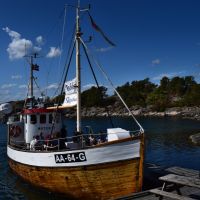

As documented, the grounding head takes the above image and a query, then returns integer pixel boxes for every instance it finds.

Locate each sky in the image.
[1,0,200,102]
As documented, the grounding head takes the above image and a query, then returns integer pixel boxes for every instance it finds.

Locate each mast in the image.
[30,55,34,107]
[76,3,81,132]
[27,53,39,108]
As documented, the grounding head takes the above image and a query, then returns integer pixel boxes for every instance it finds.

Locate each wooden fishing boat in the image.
[7,3,144,200]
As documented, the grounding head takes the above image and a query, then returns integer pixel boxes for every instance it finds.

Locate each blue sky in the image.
[1,0,200,102]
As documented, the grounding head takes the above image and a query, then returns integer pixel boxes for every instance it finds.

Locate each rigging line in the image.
[65,24,76,63]
[45,8,65,42]
[81,39,115,128]
[23,81,31,108]
[60,40,76,98]
[33,77,43,96]
[80,38,144,133]
[44,8,66,96]
[50,39,76,136]
[52,25,76,98]
[57,5,67,80]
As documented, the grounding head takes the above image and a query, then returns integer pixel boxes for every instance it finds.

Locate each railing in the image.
[9,129,143,152]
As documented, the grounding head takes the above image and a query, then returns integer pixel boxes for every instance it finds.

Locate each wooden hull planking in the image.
[9,157,142,200]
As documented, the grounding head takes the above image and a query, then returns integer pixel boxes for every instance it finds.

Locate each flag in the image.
[62,78,77,107]
[88,12,116,47]
[32,64,39,71]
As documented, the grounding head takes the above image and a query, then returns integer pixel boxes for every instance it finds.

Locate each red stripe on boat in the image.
[23,108,54,114]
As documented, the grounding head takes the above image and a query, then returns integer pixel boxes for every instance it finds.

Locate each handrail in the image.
[9,129,143,151]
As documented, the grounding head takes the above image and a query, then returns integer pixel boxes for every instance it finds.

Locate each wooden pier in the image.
[116,166,200,200]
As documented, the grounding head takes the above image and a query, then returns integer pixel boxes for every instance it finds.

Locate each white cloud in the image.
[46,83,59,90]
[3,27,33,60]
[82,84,96,91]
[152,71,185,81]
[33,36,44,53]
[36,36,43,45]
[152,58,160,65]
[0,89,10,95]
[46,47,61,58]
[19,84,27,89]
[95,47,113,52]
[33,46,42,53]
[11,75,22,79]
[1,83,17,89]
[82,84,114,95]
[0,95,11,103]
[12,92,26,101]
[3,27,20,39]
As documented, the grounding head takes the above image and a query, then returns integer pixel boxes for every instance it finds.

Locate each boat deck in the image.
[116,166,200,200]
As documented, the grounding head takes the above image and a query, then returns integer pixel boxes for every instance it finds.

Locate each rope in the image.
[59,40,76,98]
[80,37,144,133]
[50,40,76,136]
[57,5,67,83]
[44,7,67,97]
[33,77,43,96]
[23,81,31,108]
[52,24,76,98]
[81,39,115,128]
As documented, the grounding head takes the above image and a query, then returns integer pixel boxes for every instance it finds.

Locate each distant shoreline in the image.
[64,106,200,121]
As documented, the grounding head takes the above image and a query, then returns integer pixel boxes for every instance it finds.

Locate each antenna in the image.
[24,53,40,108]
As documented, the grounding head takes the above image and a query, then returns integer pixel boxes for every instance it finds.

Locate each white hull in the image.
[7,139,140,167]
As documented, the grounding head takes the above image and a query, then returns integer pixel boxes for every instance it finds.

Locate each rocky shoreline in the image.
[65,106,200,120]
[190,133,200,145]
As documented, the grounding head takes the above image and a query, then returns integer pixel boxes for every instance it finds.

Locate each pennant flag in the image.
[32,64,39,71]
[88,12,116,47]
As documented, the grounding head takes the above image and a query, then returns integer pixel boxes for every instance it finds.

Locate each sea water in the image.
[0,117,200,199]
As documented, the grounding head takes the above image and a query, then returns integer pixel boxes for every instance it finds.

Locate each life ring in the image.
[10,125,21,137]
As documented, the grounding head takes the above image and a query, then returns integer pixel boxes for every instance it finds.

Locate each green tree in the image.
[81,86,107,107]
[51,94,65,104]
[146,88,170,111]
[160,76,170,91]
[116,78,156,107]
[169,76,185,96]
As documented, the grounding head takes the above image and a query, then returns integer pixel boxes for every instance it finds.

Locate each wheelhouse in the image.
[7,108,62,147]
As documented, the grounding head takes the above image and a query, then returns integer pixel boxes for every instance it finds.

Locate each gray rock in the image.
[190,133,200,145]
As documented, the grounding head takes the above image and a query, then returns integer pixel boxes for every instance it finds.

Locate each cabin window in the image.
[30,115,37,124]
[49,114,53,124]
[40,114,46,124]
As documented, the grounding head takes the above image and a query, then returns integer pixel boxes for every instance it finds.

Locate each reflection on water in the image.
[0,117,200,199]
[142,117,200,170]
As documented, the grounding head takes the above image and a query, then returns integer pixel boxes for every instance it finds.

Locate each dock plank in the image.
[166,167,200,178]
[150,188,195,200]
[159,174,200,189]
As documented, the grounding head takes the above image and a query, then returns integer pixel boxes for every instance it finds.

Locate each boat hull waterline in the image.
[8,136,144,199]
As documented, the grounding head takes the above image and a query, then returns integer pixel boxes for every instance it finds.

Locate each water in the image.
[0,117,200,199]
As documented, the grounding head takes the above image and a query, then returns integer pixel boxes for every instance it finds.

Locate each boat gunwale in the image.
[8,134,143,153]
